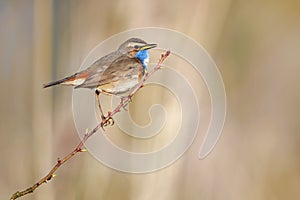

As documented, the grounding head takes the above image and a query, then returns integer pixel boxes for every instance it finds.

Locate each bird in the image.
[43,38,157,124]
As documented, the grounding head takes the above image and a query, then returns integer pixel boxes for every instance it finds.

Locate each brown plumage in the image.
[43,38,157,120]
[77,55,144,95]
[43,38,151,90]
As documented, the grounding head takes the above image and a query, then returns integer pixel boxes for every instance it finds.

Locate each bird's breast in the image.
[98,75,139,95]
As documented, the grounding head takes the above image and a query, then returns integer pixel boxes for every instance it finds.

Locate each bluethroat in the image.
[44,38,157,123]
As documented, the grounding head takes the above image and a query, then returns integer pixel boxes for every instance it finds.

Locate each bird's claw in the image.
[128,95,133,102]
[107,117,115,126]
[122,104,128,111]
[101,114,114,127]
[121,95,132,111]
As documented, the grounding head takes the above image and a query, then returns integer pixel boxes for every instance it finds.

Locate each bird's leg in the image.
[95,89,106,121]
[121,97,128,111]
[95,89,114,127]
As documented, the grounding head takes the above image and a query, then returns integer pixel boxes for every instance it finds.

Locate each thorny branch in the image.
[10,50,170,200]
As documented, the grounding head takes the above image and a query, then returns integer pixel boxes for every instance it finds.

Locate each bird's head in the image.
[118,38,157,70]
[118,38,157,56]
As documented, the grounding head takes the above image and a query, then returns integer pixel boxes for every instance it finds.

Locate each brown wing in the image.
[74,51,123,89]
[78,55,143,89]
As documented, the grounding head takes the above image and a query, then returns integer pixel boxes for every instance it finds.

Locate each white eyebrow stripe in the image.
[127,42,143,47]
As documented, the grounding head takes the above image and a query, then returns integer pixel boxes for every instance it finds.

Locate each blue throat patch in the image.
[135,50,149,72]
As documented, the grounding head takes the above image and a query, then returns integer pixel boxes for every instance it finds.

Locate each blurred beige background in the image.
[1,0,300,199]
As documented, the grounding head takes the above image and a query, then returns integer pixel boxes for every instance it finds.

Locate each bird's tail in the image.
[43,74,79,88]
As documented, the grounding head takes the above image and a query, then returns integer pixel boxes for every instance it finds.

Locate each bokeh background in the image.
[1,0,300,199]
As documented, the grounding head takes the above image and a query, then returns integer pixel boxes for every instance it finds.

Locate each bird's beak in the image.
[140,43,157,50]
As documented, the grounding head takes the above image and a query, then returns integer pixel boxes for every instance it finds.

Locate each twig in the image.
[10,50,170,200]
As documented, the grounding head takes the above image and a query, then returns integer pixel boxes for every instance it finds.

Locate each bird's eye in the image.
[134,45,139,49]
